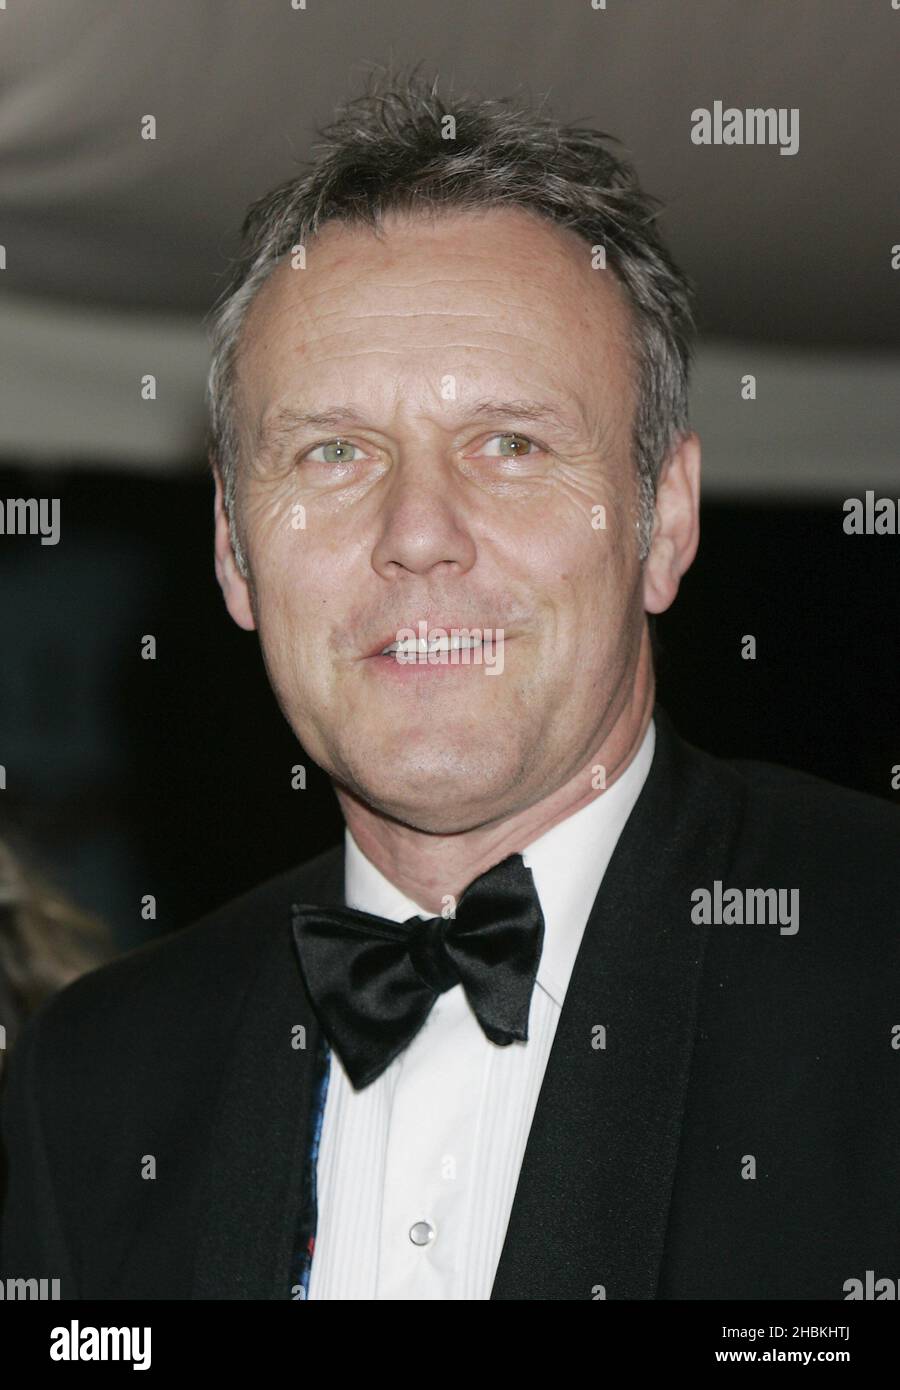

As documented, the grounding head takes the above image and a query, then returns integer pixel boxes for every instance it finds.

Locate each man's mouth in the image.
[362,622,505,661]
[380,633,487,658]
[359,622,509,678]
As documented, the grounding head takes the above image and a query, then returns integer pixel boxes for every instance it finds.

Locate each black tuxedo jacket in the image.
[2,705,899,1300]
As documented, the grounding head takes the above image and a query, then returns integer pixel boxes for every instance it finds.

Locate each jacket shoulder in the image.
[656,711,900,908]
[20,841,343,1057]
[726,750,900,850]
[689,744,900,939]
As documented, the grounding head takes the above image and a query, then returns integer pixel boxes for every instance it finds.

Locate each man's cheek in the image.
[255,586,300,676]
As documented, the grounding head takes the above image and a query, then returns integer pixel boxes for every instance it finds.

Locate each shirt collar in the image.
[344,717,656,1008]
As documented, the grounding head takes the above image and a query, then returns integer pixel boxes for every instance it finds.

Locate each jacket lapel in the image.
[192,847,343,1299]
[490,708,747,1299]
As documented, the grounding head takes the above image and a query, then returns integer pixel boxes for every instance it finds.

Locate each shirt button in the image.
[409,1220,436,1247]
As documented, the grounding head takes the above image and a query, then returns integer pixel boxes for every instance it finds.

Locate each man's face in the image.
[218,207,654,834]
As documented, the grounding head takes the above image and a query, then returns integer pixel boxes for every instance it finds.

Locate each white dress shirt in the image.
[307,718,656,1300]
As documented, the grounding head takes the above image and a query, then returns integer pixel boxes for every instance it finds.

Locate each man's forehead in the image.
[236,205,635,440]
[246,205,630,328]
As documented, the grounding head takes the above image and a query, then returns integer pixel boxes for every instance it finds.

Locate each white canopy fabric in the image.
[1,0,897,491]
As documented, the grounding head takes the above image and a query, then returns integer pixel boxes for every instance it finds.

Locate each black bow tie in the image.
[290,853,545,1090]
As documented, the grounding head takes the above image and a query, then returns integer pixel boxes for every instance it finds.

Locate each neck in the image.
[335,637,655,915]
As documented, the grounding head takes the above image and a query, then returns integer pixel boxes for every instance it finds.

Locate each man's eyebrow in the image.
[466,398,581,433]
[255,406,365,453]
[255,397,582,453]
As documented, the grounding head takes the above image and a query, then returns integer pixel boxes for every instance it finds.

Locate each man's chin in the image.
[336,765,522,837]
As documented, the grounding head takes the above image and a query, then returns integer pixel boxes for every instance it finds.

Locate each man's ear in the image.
[212,459,256,632]
[642,431,701,615]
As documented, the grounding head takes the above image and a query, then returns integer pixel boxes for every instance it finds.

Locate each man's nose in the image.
[369,453,478,580]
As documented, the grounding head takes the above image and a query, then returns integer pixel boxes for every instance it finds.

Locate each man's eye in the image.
[303,438,362,464]
[478,432,539,458]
